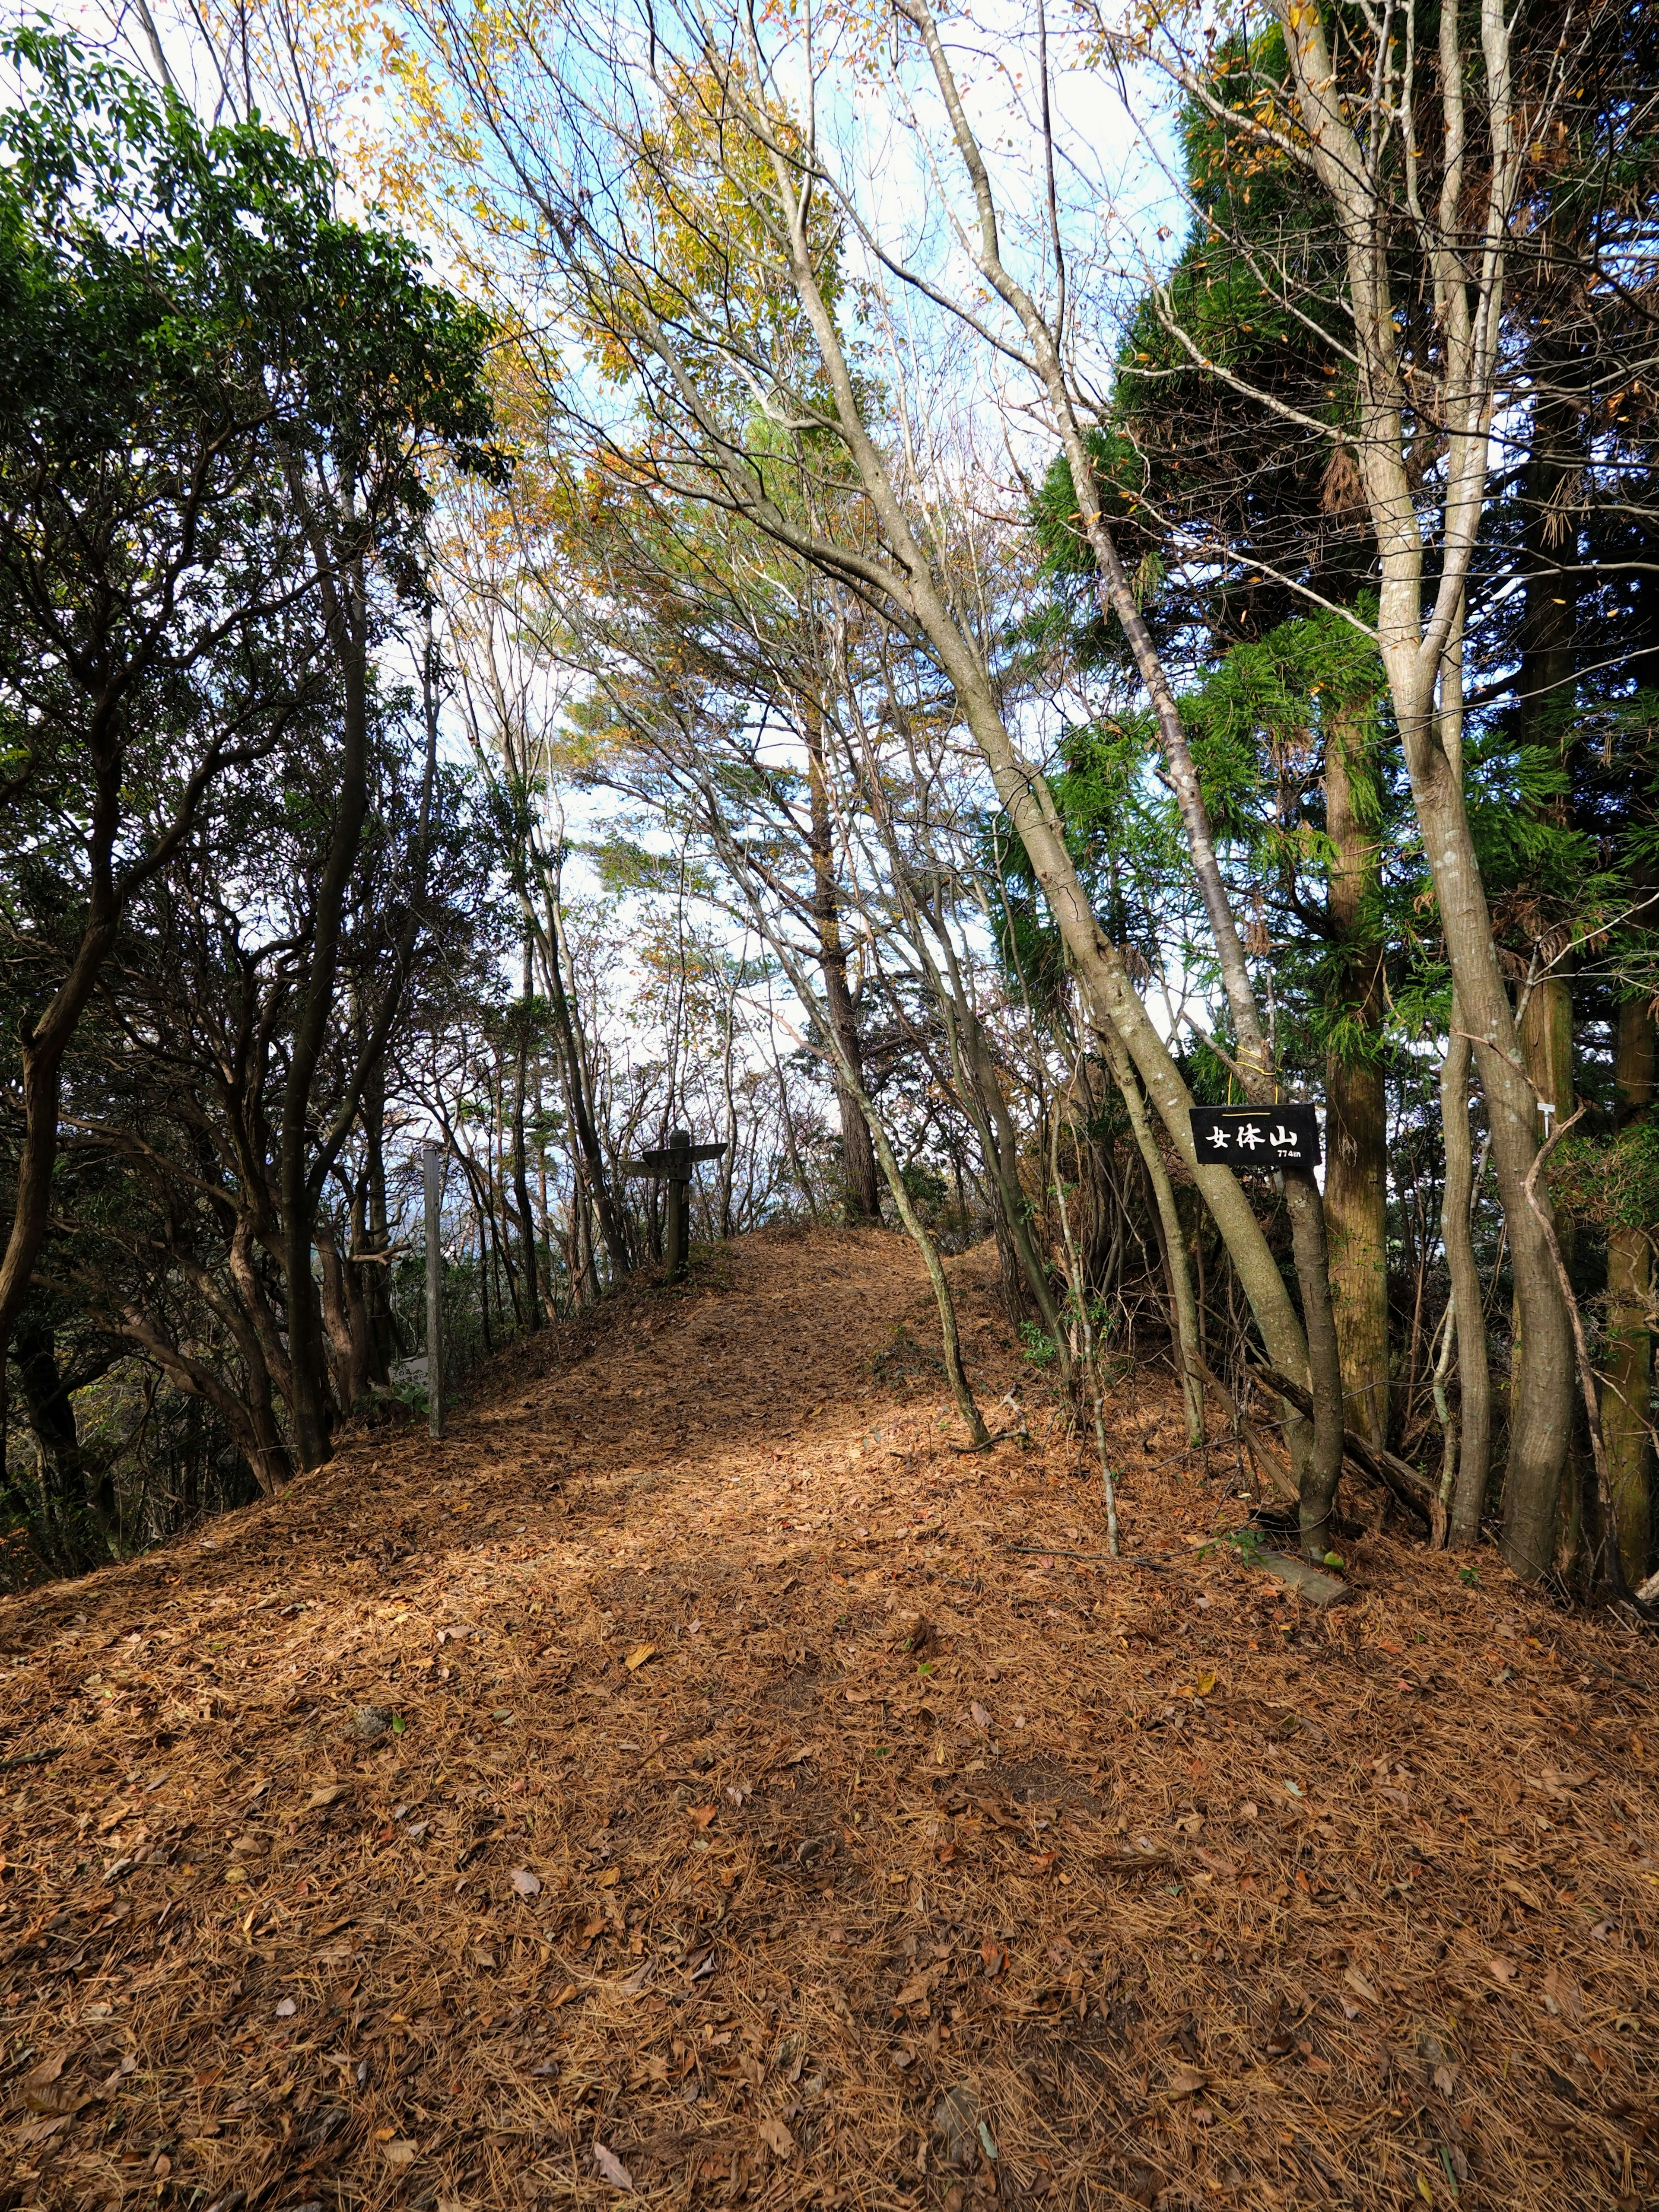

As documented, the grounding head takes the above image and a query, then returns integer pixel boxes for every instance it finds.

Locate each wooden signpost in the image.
[623,1128,727,1283]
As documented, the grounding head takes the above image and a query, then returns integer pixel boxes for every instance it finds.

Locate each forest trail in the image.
[3,1226,1656,2212]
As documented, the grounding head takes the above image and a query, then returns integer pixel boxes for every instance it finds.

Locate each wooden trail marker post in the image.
[624,1128,727,1284]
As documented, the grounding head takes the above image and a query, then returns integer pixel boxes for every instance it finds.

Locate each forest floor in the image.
[3,1224,1657,2212]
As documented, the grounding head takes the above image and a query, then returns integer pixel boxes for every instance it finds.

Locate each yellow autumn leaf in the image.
[625,1644,657,1671]
[1197,1671,1218,1696]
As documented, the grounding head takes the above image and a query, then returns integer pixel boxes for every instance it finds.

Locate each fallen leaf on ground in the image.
[383,2140,417,2166]
[1343,1967,1379,2004]
[307,1783,348,1808]
[624,1645,657,1672]
[970,1702,992,1730]
[1167,2065,1206,2098]
[510,1867,542,1896]
[593,2141,634,2189]
[1487,1956,1517,1985]
[688,1805,717,1829]
[1543,1963,1583,2023]
[758,2115,795,2158]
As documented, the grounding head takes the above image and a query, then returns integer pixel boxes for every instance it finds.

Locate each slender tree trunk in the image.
[316,1218,367,1415]
[1096,1019,1205,1446]
[361,1068,396,1384]
[1323,706,1390,1449]
[13,1319,114,1555]
[280,562,371,1471]
[1441,1019,1494,1546]
[536,896,630,1277]
[512,939,541,1329]
[804,712,882,1223]
[1605,994,1656,1585]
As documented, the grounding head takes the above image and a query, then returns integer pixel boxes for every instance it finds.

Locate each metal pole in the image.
[424,1140,444,1439]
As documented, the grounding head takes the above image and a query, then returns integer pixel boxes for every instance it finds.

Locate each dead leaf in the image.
[1543,1963,1584,2024]
[307,1783,348,1808]
[22,2070,89,2118]
[688,1805,717,1829]
[758,2115,795,2158]
[473,1947,498,1969]
[970,1702,993,1731]
[597,1866,621,1888]
[933,2085,979,2171]
[551,1983,580,2008]
[894,1973,934,2007]
[274,1998,297,2018]
[593,2141,634,2189]
[510,1867,542,1897]
[1487,1956,1517,1985]
[383,2140,418,2167]
[1196,1670,1218,1695]
[980,1940,1007,1977]
[624,1645,656,1672]
[1342,1967,1379,2004]
[1167,2065,1206,2098]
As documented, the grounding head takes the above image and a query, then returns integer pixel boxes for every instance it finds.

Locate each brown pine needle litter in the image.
[2,1226,1655,2212]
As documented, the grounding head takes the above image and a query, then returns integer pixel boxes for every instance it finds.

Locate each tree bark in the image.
[1441,1018,1494,1547]
[1323,708,1390,1449]
[1605,994,1656,1585]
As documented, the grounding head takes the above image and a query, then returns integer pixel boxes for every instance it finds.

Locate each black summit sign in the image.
[1189,1102,1321,1170]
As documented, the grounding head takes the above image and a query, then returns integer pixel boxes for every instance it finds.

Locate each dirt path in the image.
[2,1226,1655,2212]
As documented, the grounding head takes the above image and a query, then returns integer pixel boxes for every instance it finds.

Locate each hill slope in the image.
[3,1226,1655,2212]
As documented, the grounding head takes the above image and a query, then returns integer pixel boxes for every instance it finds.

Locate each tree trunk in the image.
[14,1318,114,1556]
[361,1070,397,1384]
[1095,1018,1205,1445]
[1605,993,1655,1585]
[804,711,882,1223]
[1441,1018,1494,1546]
[1323,708,1390,1449]
[280,557,371,1470]
[536,894,631,1278]
[316,1218,367,1416]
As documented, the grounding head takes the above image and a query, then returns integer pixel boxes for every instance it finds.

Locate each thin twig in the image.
[1006,1543,1168,1569]
[0,1746,64,1773]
